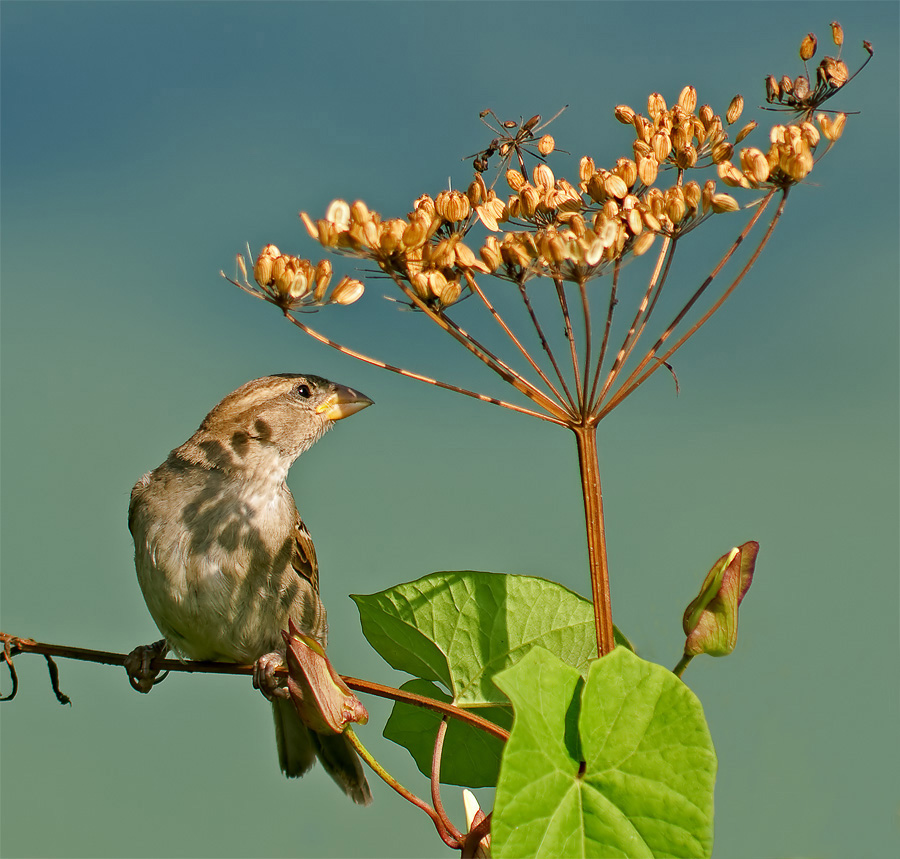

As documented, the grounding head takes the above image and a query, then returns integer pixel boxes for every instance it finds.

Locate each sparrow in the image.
[126,373,373,804]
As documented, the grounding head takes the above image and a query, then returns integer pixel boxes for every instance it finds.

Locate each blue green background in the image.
[2,2,897,857]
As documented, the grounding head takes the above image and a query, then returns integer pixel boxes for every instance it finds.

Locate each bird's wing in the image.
[292,508,320,594]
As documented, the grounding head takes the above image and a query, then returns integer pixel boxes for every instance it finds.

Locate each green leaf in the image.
[493,647,716,859]
[352,570,631,708]
[382,679,512,788]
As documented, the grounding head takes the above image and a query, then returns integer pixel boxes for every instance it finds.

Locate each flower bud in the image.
[726,95,744,125]
[799,32,817,61]
[682,542,758,658]
[283,620,369,735]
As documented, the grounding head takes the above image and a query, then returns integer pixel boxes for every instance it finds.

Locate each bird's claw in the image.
[124,639,169,693]
[253,651,289,700]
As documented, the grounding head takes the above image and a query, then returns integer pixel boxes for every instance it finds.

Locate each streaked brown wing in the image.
[292,508,319,593]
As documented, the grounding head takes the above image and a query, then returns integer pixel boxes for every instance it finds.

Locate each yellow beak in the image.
[315,384,374,421]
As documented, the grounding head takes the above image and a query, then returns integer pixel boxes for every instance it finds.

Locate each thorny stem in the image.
[517,279,579,412]
[573,424,615,657]
[431,717,462,841]
[0,634,510,742]
[599,188,784,418]
[463,270,574,416]
[345,726,459,848]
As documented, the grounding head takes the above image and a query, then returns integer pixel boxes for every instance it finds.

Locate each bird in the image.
[126,373,373,804]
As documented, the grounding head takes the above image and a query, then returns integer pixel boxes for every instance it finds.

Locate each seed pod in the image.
[735,121,757,144]
[711,140,734,164]
[467,176,486,206]
[520,185,540,217]
[674,144,698,169]
[439,278,462,307]
[479,237,502,271]
[314,259,333,300]
[800,33,817,61]
[740,148,770,184]
[678,85,698,114]
[604,173,629,200]
[647,92,667,121]
[254,244,280,286]
[793,75,810,101]
[830,21,843,47]
[632,231,656,256]
[454,241,478,269]
[780,75,794,94]
[710,193,739,213]
[800,121,820,148]
[506,169,526,192]
[414,194,436,218]
[698,104,715,128]
[326,199,351,229]
[652,130,672,162]
[683,181,702,212]
[614,104,636,124]
[637,155,658,186]
[765,75,780,102]
[579,156,596,184]
[538,134,555,155]
[626,207,643,235]
[532,163,554,190]
[350,200,370,226]
[726,95,744,125]
[665,187,686,224]
[614,158,638,188]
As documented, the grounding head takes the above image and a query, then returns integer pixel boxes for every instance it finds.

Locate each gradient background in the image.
[2,2,897,858]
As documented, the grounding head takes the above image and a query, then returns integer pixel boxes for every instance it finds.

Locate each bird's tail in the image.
[271,698,372,805]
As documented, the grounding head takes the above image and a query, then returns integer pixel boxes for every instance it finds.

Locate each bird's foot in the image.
[253,651,289,700]
[124,639,169,693]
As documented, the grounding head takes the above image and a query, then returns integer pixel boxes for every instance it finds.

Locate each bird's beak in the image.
[316,384,374,421]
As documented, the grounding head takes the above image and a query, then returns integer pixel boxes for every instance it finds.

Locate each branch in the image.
[0,634,510,742]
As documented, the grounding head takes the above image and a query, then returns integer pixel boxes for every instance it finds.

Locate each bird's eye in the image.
[295,384,311,399]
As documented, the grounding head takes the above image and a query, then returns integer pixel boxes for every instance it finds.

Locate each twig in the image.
[0,634,510,741]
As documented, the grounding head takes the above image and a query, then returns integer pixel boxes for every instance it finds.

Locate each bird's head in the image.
[186,374,373,474]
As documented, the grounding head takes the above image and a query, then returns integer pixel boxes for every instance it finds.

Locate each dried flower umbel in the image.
[222,23,869,659]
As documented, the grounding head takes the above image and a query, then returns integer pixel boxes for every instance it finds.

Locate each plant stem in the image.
[572,424,615,657]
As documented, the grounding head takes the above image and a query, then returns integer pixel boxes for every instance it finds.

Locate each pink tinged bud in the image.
[282,620,369,735]
[683,542,758,657]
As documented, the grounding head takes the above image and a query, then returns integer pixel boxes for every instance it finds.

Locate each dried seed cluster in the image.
[229,22,866,315]
[765,22,872,115]
[238,240,364,311]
